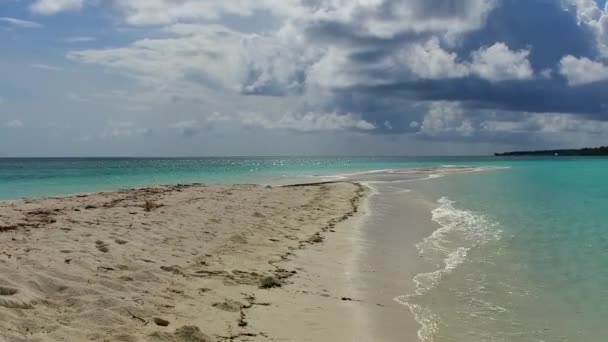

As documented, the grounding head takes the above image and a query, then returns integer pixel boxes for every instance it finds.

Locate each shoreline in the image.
[1,166,506,342]
[0,167,494,342]
[244,180,376,341]
[240,178,451,342]
[0,165,507,202]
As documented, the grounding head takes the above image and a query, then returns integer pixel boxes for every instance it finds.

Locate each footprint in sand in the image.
[0,286,18,296]
[212,299,243,312]
[228,234,247,244]
[154,318,171,327]
[95,240,110,253]
[149,325,214,342]
[0,286,34,309]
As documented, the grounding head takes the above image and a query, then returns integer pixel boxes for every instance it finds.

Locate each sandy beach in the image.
[0,182,366,341]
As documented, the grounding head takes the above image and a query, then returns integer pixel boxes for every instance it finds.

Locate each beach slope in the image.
[0,182,364,342]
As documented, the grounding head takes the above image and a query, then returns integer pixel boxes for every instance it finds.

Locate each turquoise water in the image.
[400,159,608,341]
[2,157,607,341]
[0,157,499,200]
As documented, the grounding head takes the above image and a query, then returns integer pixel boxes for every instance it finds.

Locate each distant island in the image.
[495,146,608,156]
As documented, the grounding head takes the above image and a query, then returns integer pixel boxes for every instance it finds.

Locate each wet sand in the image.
[248,168,486,341]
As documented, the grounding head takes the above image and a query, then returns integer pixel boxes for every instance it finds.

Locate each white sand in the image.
[0,182,364,342]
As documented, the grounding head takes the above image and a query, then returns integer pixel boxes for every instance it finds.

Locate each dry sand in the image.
[0,182,365,342]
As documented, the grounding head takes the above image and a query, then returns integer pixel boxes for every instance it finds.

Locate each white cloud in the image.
[100,121,151,139]
[171,120,198,129]
[31,63,63,71]
[540,68,553,79]
[295,0,496,40]
[6,120,24,128]
[0,17,42,28]
[68,23,312,98]
[395,37,470,79]
[64,36,96,43]
[68,24,246,90]
[0,96,4,105]
[58,1,538,147]
[531,114,608,134]
[30,0,84,15]
[306,47,364,89]
[393,40,533,82]
[61,0,502,93]
[63,1,513,112]
[565,0,608,56]
[559,55,608,85]
[166,111,375,134]
[482,112,608,135]
[567,0,603,23]
[111,0,298,26]
[239,111,375,132]
[170,120,200,137]
[28,0,496,36]
[66,92,89,102]
[469,43,534,81]
[419,102,475,137]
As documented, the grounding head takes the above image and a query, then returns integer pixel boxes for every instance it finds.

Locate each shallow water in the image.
[355,160,608,342]
[0,156,504,200]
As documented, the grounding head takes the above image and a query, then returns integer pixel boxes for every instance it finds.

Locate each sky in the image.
[1,0,608,156]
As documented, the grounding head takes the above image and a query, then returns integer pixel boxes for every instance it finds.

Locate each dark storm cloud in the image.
[346,78,608,115]
[459,0,597,70]
[286,0,608,134]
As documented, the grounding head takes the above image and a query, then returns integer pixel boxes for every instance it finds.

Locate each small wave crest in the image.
[395,197,502,342]
[309,165,508,183]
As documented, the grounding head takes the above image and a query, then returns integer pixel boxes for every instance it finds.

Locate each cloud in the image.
[413,102,608,144]
[64,36,96,43]
[482,112,608,135]
[394,38,470,79]
[418,102,474,137]
[469,43,533,81]
[559,55,608,85]
[0,17,42,28]
[170,120,200,137]
[68,24,260,91]
[239,111,375,132]
[31,63,63,71]
[529,114,608,135]
[66,92,89,102]
[111,0,297,26]
[30,0,84,15]
[393,40,533,82]
[5,120,24,128]
[68,23,313,99]
[564,0,608,56]
[100,121,151,139]
[298,0,497,42]
[37,0,608,152]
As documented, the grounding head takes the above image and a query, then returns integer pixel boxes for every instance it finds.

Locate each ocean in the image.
[390,159,608,342]
[0,156,494,200]
[1,157,606,341]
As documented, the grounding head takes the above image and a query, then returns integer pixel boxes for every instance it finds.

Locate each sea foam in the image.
[395,196,502,342]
